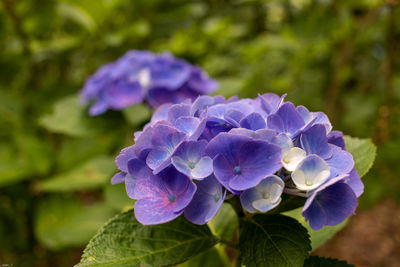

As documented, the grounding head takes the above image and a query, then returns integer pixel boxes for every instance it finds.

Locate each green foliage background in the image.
[0,0,398,266]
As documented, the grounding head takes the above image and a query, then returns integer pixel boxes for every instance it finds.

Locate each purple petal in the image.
[258,93,285,114]
[187,66,218,94]
[205,132,251,162]
[89,100,108,116]
[213,154,238,194]
[300,125,332,159]
[184,176,225,224]
[175,116,206,140]
[150,103,172,125]
[146,148,171,174]
[327,131,346,150]
[150,54,191,89]
[240,112,266,130]
[171,156,193,178]
[133,168,196,224]
[146,125,186,173]
[133,126,154,158]
[173,140,207,163]
[191,157,213,179]
[105,80,144,110]
[134,197,182,225]
[303,179,357,230]
[111,172,126,184]
[325,145,354,176]
[271,133,293,153]
[191,95,225,117]
[346,169,364,197]
[229,141,282,191]
[167,103,191,123]
[115,145,136,172]
[267,102,305,137]
[125,173,137,199]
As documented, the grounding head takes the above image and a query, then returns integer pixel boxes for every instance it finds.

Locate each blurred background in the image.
[0,0,399,266]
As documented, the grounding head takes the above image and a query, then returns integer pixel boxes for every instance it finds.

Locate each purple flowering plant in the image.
[78,92,375,267]
[79,90,374,266]
[80,50,218,116]
[77,85,376,266]
[111,93,362,230]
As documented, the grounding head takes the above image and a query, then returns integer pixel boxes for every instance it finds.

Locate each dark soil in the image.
[313,199,400,267]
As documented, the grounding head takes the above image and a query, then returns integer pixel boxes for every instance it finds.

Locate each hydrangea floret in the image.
[80,50,218,115]
[112,94,363,230]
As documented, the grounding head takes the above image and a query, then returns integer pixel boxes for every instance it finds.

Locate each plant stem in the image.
[283,188,307,198]
[227,196,245,218]
[215,244,232,267]
[218,238,239,249]
[235,253,242,267]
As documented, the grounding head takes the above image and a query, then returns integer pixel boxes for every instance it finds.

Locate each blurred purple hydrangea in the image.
[80,50,218,116]
[112,93,363,230]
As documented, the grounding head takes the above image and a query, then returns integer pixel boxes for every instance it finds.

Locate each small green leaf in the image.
[283,208,347,250]
[208,203,238,240]
[344,136,376,178]
[34,196,114,250]
[303,256,354,267]
[77,210,218,267]
[122,104,151,126]
[239,214,311,267]
[37,156,115,192]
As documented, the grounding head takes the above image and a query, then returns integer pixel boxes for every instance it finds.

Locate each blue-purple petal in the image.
[184,176,225,224]
[267,102,305,137]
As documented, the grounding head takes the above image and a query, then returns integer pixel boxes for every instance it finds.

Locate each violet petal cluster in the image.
[80,50,218,116]
[112,94,363,230]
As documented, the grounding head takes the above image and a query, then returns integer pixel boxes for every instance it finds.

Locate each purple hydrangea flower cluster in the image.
[112,94,363,230]
[80,50,218,116]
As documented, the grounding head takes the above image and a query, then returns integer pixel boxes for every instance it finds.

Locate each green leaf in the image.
[208,203,238,240]
[57,2,97,33]
[283,208,347,250]
[56,135,116,172]
[104,183,134,212]
[303,256,354,267]
[39,95,114,137]
[77,210,218,267]
[34,196,114,250]
[269,194,306,214]
[344,136,376,178]
[122,104,151,126]
[0,134,52,187]
[239,214,311,267]
[181,247,223,267]
[37,156,115,192]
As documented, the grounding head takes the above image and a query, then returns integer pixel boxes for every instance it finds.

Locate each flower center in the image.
[262,192,269,199]
[234,166,242,174]
[168,194,176,202]
[188,162,196,169]
[305,180,313,186]
[213,193,220,202]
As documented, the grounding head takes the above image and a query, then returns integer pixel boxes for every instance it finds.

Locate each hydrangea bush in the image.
[80,50,218,115]
[112,94,363,230]
[78,93,375,267]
